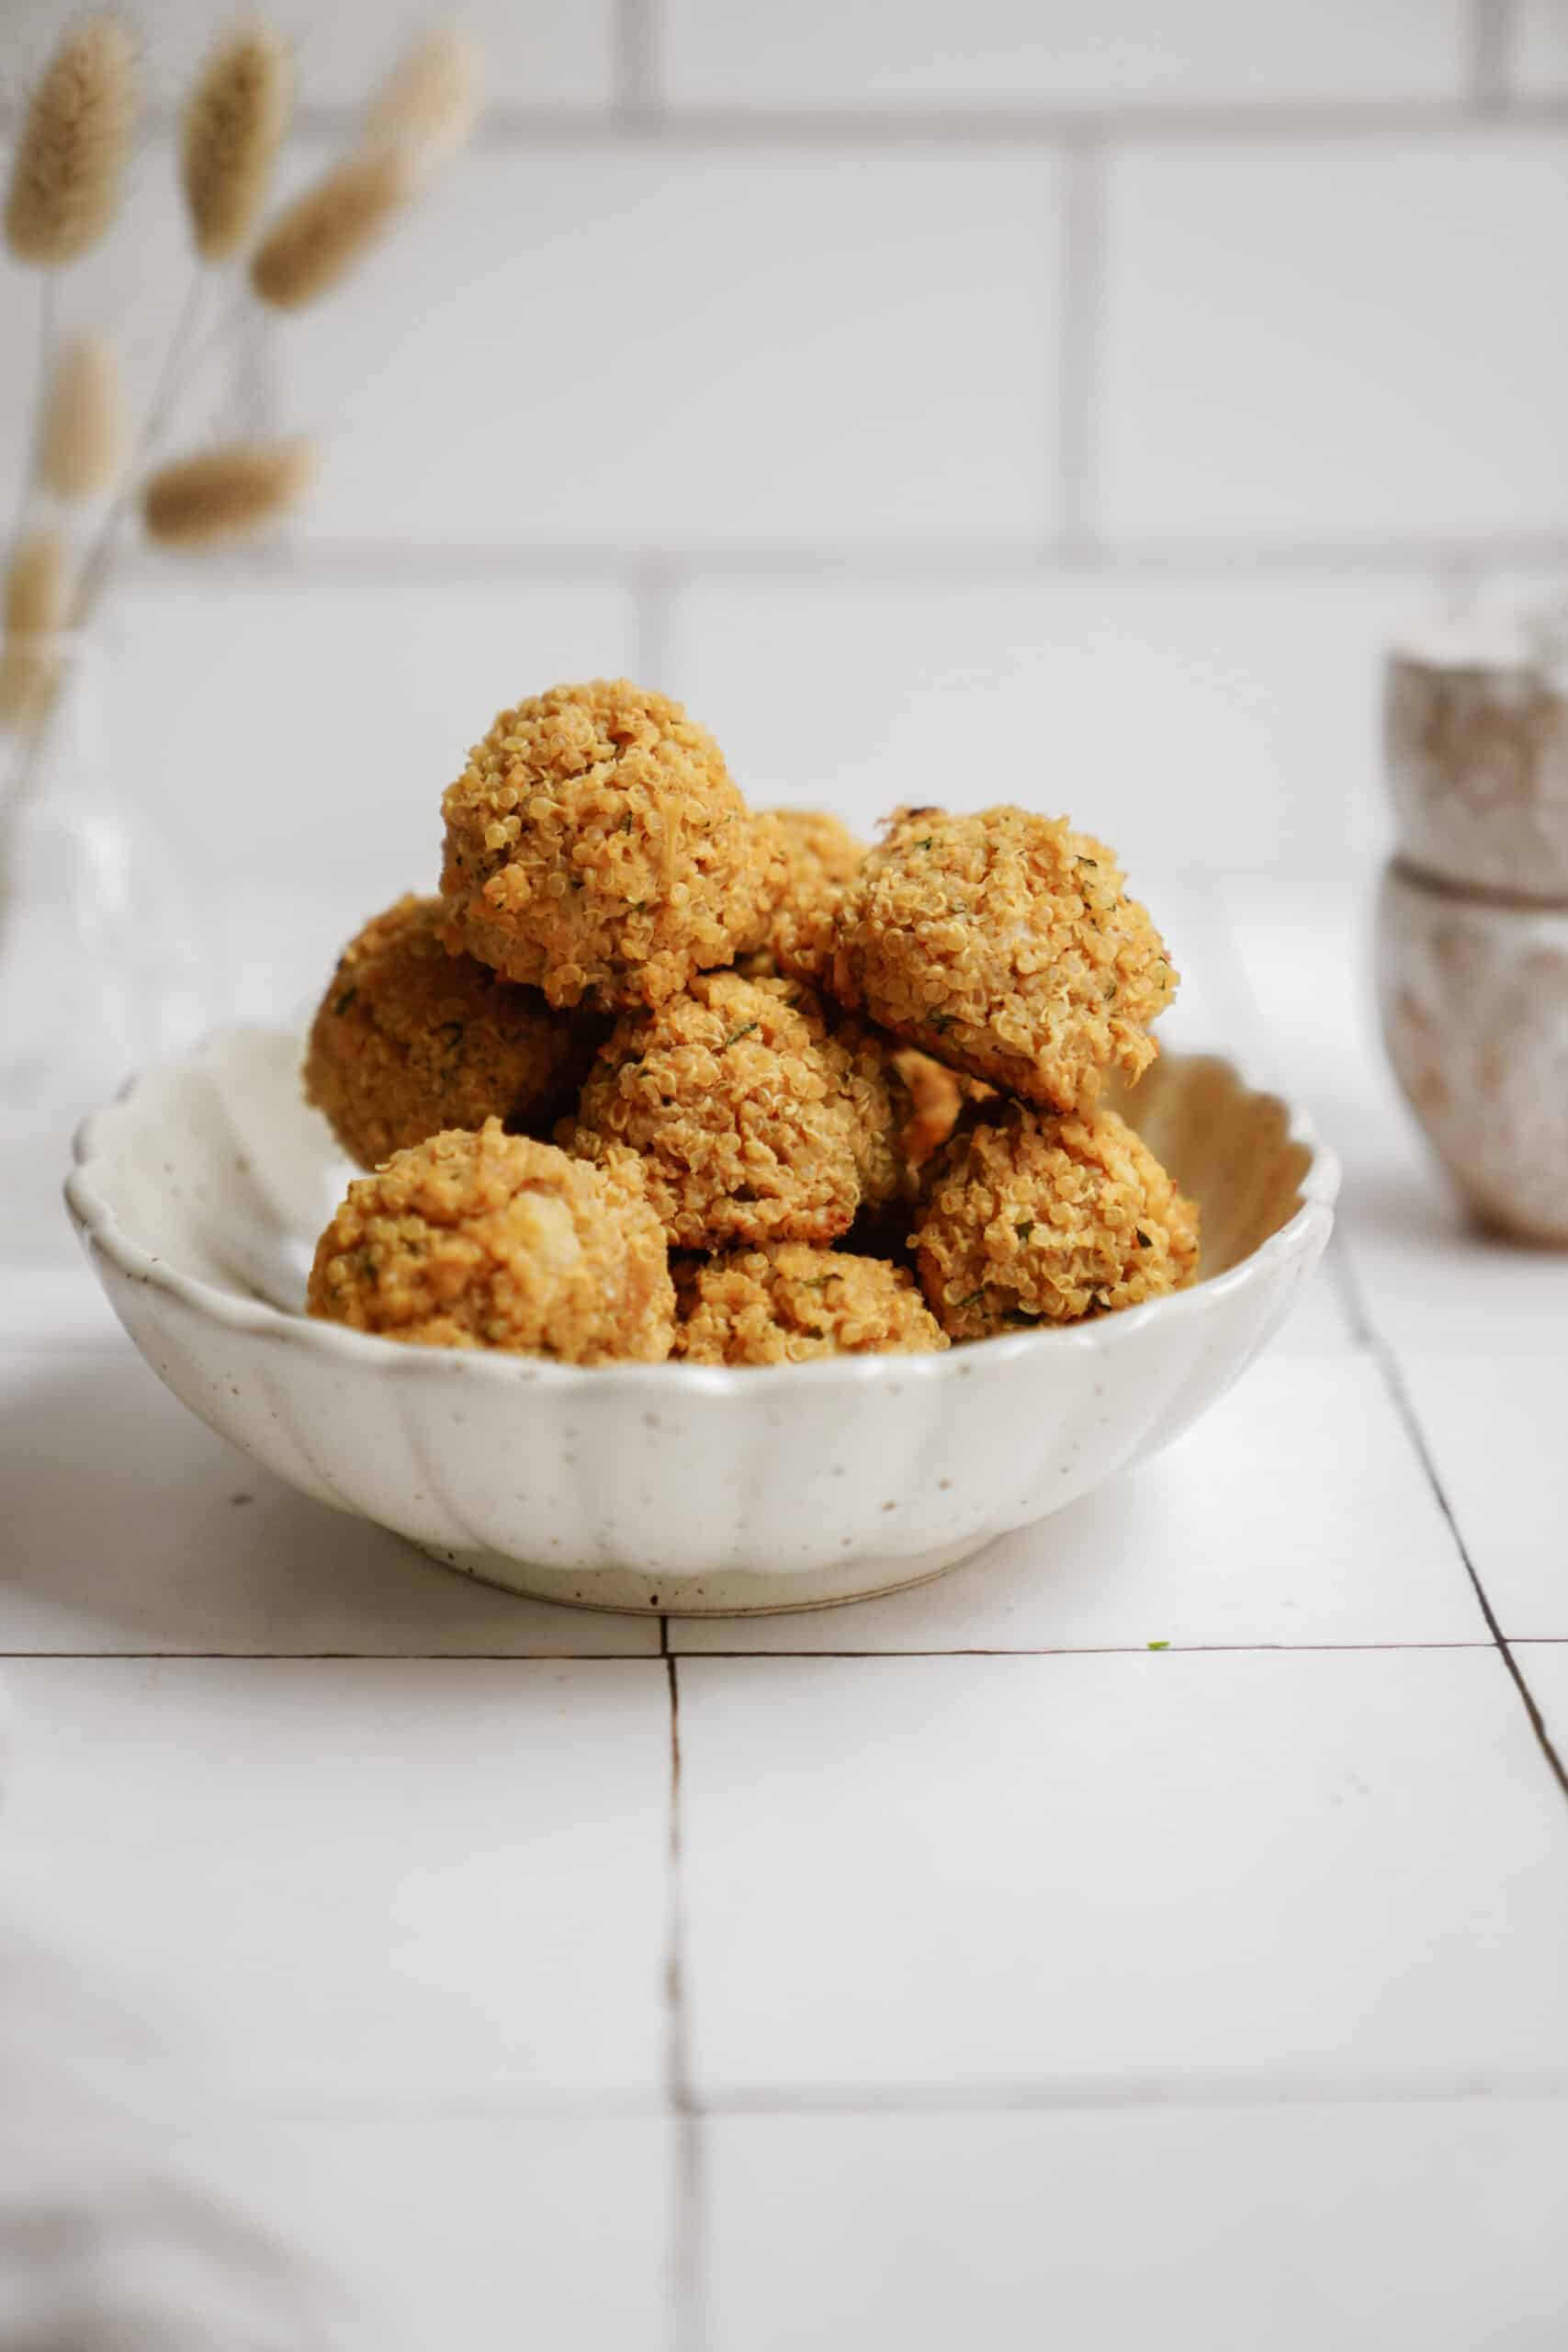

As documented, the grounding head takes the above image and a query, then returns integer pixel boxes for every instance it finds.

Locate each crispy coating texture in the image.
[303,895,600,1169]
[674,1244,947,1364]
[764,807,864,985]
[307,1119,675,1362]
[563,971,903,1250]
[828,805,1177,1113]
[915,1102,1200,1340]
[439,679,780,1010]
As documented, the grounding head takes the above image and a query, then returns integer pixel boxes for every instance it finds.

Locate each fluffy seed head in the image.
[249,148,410,311]
[181,20,293,260]
[4,532,70,636]
[141,438,314,547]
[5,13,139,266]
[39,331,126,501]
[364,26,479,183]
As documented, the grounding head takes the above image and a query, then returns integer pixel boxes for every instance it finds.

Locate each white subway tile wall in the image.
[5,0,1566,901]
[658,0,1472,109]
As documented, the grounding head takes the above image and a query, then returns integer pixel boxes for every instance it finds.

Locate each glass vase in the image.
[0,634,210,1260]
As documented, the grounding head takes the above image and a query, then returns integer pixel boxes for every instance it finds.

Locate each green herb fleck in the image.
[1135,1227,1152,1248]
[720,1020,760,1050]
[1077,856,1099,870]
[332,988,357,1017]
[956,1288,988,1308]
[1015,1219,1035,1242]
[915,837,933,851]
[929,1012,953,1034]
[568,873,584,890]
[1147,1639,1169,1651]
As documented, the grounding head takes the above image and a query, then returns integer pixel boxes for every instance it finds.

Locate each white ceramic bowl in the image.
[66,1027,1338,1615]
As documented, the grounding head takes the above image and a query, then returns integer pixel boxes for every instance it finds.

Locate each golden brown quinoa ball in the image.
[307,1119,674,1363]
[674,1245,947,1365]
[914,1101,1200,1341]
[303,895,602,1169]
[562,970,900,1251]
[763,807,865,984]
[828,805,1177,1113]
[439,679,781,1010]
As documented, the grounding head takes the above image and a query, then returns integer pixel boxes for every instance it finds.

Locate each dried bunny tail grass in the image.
[249,149,412,311]
[182,20,293,261]
[141,437,315,547]
[5,12,139,266]
[39,331,126,500]
[0,639,64,729]
[4,531,70,636]
[364,26,480,182]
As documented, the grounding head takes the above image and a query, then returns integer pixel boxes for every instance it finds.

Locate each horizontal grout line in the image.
[262,2090,670,2124]
[126,537,1568,587]
[255,2074,1568,2126]
[697,2071,1568,2118]
[31,95,1565,153]
[0,1642,1514,1662]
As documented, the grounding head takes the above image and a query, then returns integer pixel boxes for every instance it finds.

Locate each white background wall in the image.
[5,0,1568,932]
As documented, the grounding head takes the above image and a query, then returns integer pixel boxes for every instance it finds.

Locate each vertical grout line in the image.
[636,556,678,688]
[1469,0,1515,109]
[1055,132,1106,560]
[663,1656,708,2351]
[616,0,660,121]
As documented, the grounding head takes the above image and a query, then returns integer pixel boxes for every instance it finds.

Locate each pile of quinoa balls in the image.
[304,678,1199,1368]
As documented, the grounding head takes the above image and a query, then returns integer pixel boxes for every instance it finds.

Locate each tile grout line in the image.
[1208,888,1568,1804]
[1470,0,1516,108]
[1332,1238,1568,1803]
[634,556,678,686]
[1055,132,1105,557]
[662,1654,707,2352]
[615,0,660,123]
[141,534,1568,582]
[0,1642,1523,1663]
[30,94,1568,147]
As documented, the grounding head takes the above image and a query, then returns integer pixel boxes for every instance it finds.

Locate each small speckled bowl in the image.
[1384,610,1568,901]
[1376,858,1568,1247]
[66,1027,1337,1615]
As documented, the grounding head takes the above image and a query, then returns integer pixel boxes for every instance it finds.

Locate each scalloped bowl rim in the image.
[64,1026,1341,1396]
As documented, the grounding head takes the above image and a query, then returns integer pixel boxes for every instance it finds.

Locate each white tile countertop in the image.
[3,889,1568,2349]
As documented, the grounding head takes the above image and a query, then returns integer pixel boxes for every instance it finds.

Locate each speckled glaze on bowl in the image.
[66,1027,1337,1615]
[1376,858,1568,1247]
[1383,611,1568,901]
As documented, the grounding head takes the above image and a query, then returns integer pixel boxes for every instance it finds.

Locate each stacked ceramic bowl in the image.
[1377,610,1568,1243]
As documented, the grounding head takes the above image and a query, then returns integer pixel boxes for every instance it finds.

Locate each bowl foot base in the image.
[413,1533,994,1617]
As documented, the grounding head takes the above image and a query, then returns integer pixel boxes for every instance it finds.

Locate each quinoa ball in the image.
[674,1245,947,1365]
[307,1119,675,1363]
[439,679,781,1010]
[562,970,899,1251]
[914,1101,1200,1340]
[828,805,1177,1113]
[304,895,601,1169]
[763,807,864,984]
